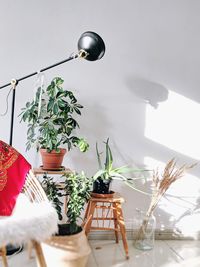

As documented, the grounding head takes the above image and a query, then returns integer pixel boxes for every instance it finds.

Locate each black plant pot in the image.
[58,223,82,236]
[93,178,112,194]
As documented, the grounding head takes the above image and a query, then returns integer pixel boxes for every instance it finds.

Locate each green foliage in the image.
[41,171,92,235]
[63,171,92,234]
[94,138,135,181]
[19,77,89,153]
[93,138,151,195]
[41,174,64,220]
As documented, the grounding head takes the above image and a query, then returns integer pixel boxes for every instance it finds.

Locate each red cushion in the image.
[0,140,31,216]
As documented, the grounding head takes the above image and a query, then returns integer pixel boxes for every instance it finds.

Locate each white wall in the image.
[1,0,200,234]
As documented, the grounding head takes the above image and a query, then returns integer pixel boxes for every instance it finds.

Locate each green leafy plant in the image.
[19,77,89,153]
[41,174,64,220]
[41,171,92,235]
[62,171,92,235]
[93,138,150,194]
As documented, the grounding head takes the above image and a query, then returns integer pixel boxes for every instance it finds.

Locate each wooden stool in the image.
[0,247,8,267]
[84,192,129,259]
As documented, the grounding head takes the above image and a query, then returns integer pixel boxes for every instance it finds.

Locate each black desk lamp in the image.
[0,31,106,146]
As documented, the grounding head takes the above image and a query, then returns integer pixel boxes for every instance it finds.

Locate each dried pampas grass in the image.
[135,158,196,243]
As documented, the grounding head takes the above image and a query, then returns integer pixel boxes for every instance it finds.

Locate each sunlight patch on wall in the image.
[145,90,200,160]
[144,156,165,170]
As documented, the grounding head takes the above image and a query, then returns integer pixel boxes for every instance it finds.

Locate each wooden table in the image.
[32,167,72,175]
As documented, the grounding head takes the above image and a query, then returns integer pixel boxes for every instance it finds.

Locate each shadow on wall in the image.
[126,77,169,109]
[82,103,112,141]
[111,139,148,170]
[66,103,112,175]
[173,193,200,238]
[152,190,200,239]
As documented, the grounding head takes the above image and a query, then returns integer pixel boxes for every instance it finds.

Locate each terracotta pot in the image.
[40,148,67,170]
[41,229,91,267]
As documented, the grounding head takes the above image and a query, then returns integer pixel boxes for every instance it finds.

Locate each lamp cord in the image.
[0,87,12,116]
[34,72,45,117]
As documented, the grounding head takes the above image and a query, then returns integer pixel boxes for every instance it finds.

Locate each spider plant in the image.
[93,138,150,194]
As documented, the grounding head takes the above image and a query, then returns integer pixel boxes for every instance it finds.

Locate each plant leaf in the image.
[93,169,106,181]
[105,138,113,171]
[96,142,102,169]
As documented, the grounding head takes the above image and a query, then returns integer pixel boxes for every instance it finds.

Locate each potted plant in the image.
[41,174,64,221]
[41,171,92,267]
[19,77,89,170]
[92,138,149,195]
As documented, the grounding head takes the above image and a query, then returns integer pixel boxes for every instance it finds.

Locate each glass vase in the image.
[134,210,156,251]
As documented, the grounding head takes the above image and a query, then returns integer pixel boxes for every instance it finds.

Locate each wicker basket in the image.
[41,229,91,267]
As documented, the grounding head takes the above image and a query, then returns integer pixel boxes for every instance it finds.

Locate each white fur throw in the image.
[0,194,58,246]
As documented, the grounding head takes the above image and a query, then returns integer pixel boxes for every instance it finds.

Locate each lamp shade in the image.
[78,31,105,61]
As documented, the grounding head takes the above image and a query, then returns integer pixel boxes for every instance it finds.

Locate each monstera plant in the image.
[19,77,89,169]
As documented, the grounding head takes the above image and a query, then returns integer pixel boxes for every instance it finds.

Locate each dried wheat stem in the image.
[135,159,196,243]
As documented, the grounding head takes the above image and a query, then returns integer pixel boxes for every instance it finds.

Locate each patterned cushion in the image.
[0,140,31,216]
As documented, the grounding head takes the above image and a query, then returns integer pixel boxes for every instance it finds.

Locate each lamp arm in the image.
[0,53,79,90]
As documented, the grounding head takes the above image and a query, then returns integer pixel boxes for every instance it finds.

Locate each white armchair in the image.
[0,170,58,267]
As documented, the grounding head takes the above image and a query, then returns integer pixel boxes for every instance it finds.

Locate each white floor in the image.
[2,240,200,267]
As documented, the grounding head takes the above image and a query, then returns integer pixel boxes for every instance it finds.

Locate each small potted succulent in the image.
[19,77,89,170]
[93,138,149,195]
[41,171,92,267]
